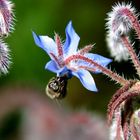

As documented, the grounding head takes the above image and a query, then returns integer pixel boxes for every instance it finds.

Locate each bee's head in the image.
[46,76,68,99]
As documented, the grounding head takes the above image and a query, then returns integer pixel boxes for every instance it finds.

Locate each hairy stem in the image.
[108,91,139,126]
[107,81,134,125]
[130,115,140,140]
[123,8,140,39]
[121,36,140,77]
[65,54,129,86]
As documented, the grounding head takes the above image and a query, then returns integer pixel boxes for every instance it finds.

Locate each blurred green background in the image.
[0,0,140,114]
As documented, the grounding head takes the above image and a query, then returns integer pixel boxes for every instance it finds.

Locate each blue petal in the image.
[32,31,57,57]
[84,53,112,73]
[72,69,98,92]
[64,21,80,56]
[45,60,59,73]
[85,53,112,66]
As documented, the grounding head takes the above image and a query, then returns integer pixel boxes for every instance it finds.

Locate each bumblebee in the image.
[46,76,68,99]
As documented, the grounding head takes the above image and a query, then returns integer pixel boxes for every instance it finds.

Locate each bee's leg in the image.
[54,99,62,109]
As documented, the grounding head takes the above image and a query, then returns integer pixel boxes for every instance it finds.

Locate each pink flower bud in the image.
[0,0,15,37]
[106,3,139,62]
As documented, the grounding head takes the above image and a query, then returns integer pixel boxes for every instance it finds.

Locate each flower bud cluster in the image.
[0,0,15,75]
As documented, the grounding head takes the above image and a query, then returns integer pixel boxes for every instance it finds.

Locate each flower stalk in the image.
[65,54,128,86]
[121,36,140,76]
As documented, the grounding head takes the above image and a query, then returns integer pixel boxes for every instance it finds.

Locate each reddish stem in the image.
[115,111,122,140]
[108,91,139,126]
[65,54,129,86]
[107,81,134,125]
[121,36,140,76]
[130,116,140,140]
[122,99,133,140]
[122,8,140,39]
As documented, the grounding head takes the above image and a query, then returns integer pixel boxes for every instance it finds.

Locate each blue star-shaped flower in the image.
[33,21,112,92]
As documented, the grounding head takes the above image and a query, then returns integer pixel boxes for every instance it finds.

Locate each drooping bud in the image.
[106,3,139,62]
